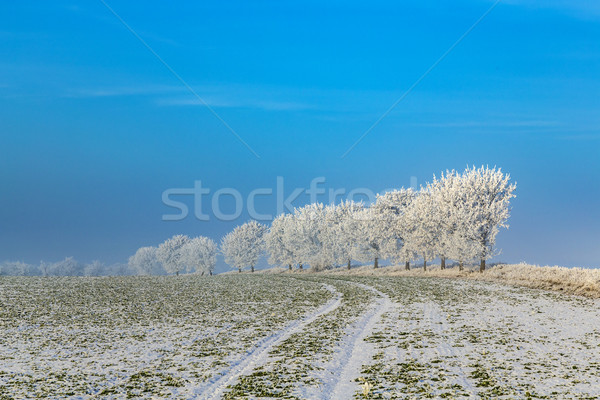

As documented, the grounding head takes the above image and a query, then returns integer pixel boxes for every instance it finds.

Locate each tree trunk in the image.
[251,265,254,273]
[209,270,213,276]
[423,259,427,272]
[238,267,241,273]
[176,271,179,276]
[480,258,485,273]
[347,259,351,270]
[374,257,379,269]
[405,261,410,270]
[288,264,292,271]
[299,264,303,270]
[459,261,464,271]
[441,257,446,270]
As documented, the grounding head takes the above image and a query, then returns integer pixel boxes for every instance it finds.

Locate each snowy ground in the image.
[1,275,599,399]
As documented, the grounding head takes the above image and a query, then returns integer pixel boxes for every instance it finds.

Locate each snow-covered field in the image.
[1,275,599,399]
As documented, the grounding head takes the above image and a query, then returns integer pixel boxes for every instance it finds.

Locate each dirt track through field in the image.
[215,279,393,399]
[197,283,343,400]
[320,282,394,399]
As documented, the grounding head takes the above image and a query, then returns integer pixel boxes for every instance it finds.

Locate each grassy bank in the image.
[263,262,600,298]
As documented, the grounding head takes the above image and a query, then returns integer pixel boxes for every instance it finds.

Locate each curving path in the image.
[195,283,343,400]
[316,282,394,399]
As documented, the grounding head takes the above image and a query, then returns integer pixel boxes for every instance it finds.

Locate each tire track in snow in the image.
[317,282,394,400]
[195,283,342,400]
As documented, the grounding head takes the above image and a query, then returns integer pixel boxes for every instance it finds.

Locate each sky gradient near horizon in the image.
[1,1,599,272]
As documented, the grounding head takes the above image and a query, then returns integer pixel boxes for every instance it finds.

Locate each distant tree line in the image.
[0,258,134,277]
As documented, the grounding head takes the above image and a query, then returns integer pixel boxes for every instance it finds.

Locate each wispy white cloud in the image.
[412,120,559,128]
[64,82,314,111]
[64,84,183,98]
[157,96,313,111]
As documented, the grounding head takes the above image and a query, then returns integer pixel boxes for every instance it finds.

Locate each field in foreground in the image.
[1,275,600,399]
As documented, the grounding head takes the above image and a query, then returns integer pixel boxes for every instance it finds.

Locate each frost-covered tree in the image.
[427,170,463,269]
[428,169,484,270]
[39,261,51,276]
[129,246,164,275]
[459,166,516,272]
[403,189,441,271]
[181,236,218,275]
[47,257,83,276]
[83,260,104,277]
[326,201,364,269]
[290,203,333,271]
[265,213,298,270]
[156,235,191,275]
[446,228,480,270]
[372,189,416,269]
[0,261,36,276]
[221,220,267,273]
[353,207,396,269]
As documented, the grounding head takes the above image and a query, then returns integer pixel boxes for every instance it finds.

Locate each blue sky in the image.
[1,0,599,271]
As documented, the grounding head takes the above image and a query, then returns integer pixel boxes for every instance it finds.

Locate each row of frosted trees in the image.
[129,235,218,276]
[0,166,514,277]
[128,222,266,276]
[0,236,220,276]
[128,166,515,275]
[220,166,516,273]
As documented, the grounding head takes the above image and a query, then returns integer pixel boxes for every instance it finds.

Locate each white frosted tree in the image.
[459,166,517,272]
[39,261,51,276]
[181,236,218,275]
[325,201,364,270]
[428,169,484,270]
[446,227,481,271]
[156,235,191,275]
[353,207,395,269]
[265,213,298,270]
[0,261,35,276]
[428,170,463,270]
[372,188,416,270]
[129,246,164,275]
[403,189,441,271]
[221,220,267,273]
[83,260,104,276]
[290,203,332,271]
[47,257,83,276]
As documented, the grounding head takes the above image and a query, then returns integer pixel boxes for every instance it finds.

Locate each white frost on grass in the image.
[356,277,600,398]
[220,278,377,398]
[196,282,342,399]
[0,275,333,399]
[2,274,600,398]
